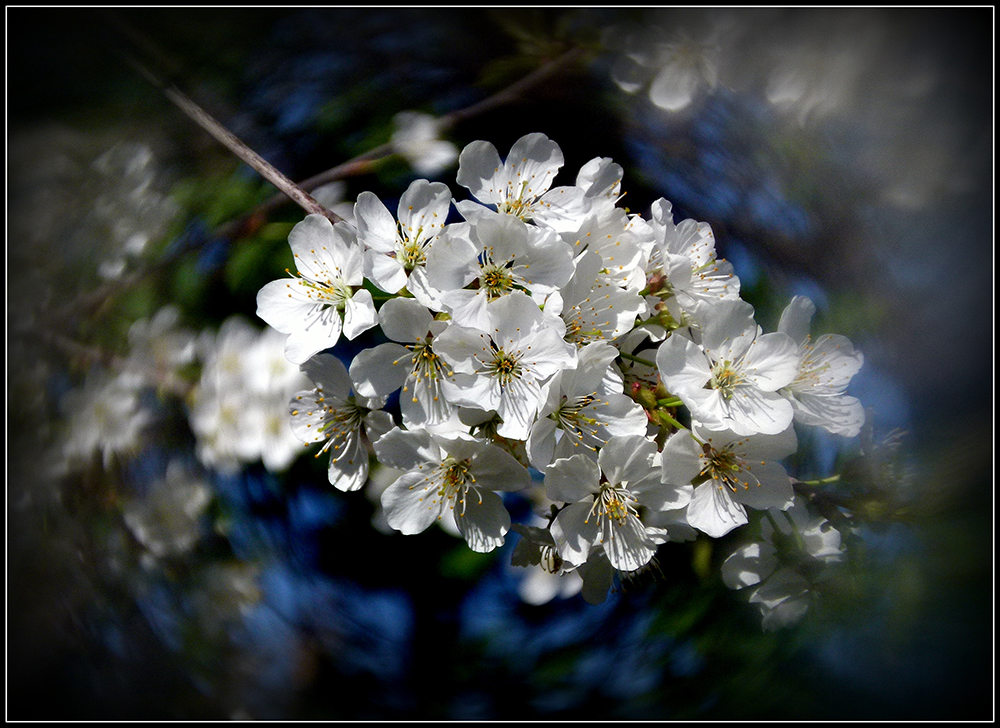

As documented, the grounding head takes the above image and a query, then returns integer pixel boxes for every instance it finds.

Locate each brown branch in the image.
[124,54,343,225]
[228,45,589,231]
[50,43,588,329]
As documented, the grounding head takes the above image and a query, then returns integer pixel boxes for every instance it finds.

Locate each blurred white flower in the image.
[391,111,459,177]
[123,459,212,558]
[605,24,720,112]
[721,496,845,629]
[189,317,312,473]
[60,369,152,469]
[777,296,865,437]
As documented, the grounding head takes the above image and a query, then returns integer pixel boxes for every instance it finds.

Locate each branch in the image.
[237,45,589,224]
[124,54,343,225]
[50,42,588,328]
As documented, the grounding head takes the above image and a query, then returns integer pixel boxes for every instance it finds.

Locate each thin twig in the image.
[124,54,342,225]
[239,45,588,223]
[49,44,588,329]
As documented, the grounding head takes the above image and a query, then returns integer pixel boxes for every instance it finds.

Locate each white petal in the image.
[649,62,699,111]
[687,481,748,538]
[777,296,815,345]
[255,278,319,335]
[500,132,563,207]
[397,179,452,235]
[328,437,368,492]
[462,439,531,492]
[284,312,342,365]
[544,454,602,503]
[378,297,434,343]
[372,427,440,471]
[656,333,712,396]
[365,249,408,293]
[362,410,395,444]
[741,332,800,391]
[721,541,778,590]
[454,488,511,553]
[790,392,865,437]
[731,461,794,511]
[456,140,503,204]
[342,289,378,340]
[603,513,656,572]
[551,501,600,567]
[301,353,352,394]
[349,342,410,399]
[354,191,398,253]
[660,430,704,486]
[382,471,444,534]
[726,387,795,436]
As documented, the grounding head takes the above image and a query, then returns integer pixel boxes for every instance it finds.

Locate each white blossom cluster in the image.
[256,132,865,604]
[189,316,312,474]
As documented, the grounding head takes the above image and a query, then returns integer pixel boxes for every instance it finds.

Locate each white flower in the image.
[606,25,720,112]
[526,341,647,470]
[509,524,584,605]
[374,427,530,552]
[661,425,797,538]
[189,318,311,473]
[433,290,577,441]
[290,354,393,492]
[60,369,151,469]
[656,299,799,435]
[122,459,212,558]
[545,249,646,348]
[561,207,655,292]
[777,296,865,437]
[355,178,451,307]
[425,214,574,330]
[646,198,740,318]
[548,435,692,572]
[390,111,459,177]
[455,132,565,223]
[119,305,196,392]
[256,214,377,365]
[348,297,454,428]
[455,133,609,233]
[721,496,844,629]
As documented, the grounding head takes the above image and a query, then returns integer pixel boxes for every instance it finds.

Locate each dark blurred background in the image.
[7,7,993,720]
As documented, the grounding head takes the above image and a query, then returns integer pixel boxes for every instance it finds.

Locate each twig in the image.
[236,45,588,225]
[50,43,588,329]
[124,54,342,225]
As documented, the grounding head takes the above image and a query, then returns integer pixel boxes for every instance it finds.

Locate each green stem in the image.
[796,475,842,487]
[618,351,657,369]
[657,412,686,431]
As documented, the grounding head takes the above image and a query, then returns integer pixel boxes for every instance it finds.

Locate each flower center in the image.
[434,457,477,515]
[789,338,832,391]
[293,388,368,464]
[539,544,563,574]
[397,223,429,271]
[487,346,522,386]
[588,484,639,527]
[480,262,515,300]
[551,393,604,451]
[398,335,451,405]
[700,441,759,492]
[710,361,742,399]
[497,180,534,220]
[289,268,354,312]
